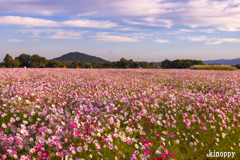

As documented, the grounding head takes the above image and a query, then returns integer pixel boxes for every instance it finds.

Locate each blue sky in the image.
[1,0,240,62]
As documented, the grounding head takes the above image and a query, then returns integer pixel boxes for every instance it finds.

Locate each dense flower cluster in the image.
[0,69,240,159]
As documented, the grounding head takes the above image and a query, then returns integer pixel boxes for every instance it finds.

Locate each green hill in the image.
[52,52,110,63]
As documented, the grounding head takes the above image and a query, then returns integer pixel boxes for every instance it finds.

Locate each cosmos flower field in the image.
[0,68,240,160]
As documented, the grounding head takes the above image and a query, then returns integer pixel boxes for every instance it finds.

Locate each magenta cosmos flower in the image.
[162,153,168,159]
[143,149,152,155]
[70,123,76,129]
[42,151,48,158]
[169,153,175,158]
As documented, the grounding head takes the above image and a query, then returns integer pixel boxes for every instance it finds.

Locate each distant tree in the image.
[3,54,13,66]
[30,54,48,68]
[132,61,140,68]
[15,53,31,67]
[112,62,118,68]
[96,62,103,68]
[0,62,4,68]
[161,59,171,68]
[91,62,103,68]
[235,64,240,69]
[79,62,85,68]
[8,59,20,68]
[85,62,92,68]
[171,59,183,68]
[128,59,134,68]
[197,60,205,65]
[70,61,79,68]
[118,58,129,68]
[103,62,112,68]
[149,62,155,68]
[182,59,193,68]
[141,62,149,68]
[3,54,20,68]
[47,60,62,68]
[193,60,205,65]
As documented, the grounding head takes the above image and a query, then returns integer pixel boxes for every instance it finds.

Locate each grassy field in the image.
[190,65,237,70]
[0,69,239,160]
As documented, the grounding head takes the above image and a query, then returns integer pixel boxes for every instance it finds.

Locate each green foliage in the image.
[149,62,155,68]
[30,54,48,68]
[162,59,205,69]
[191,65,237,70]
[47,60,63,68]
[235,64,240,69]
[0,62,4,68]
[132,62,140,68]
[140,61,149,68]
[1,53,207,69]
[162,59,171,68]
[3,54,13,66]
[3,54,20,68]
[8,59,20,68]
[118,58,129,68]
[15,53,31,67]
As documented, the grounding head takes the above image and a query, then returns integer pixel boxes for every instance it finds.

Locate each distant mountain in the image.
[203,57,240,65]
[52,52,110,63]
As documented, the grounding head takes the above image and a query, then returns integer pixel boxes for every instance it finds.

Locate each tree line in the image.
[161,59,205,69]
[2,53,237,69]
[0,54,157,69]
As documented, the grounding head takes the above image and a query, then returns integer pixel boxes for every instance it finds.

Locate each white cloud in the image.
[177,36,206,41]
[77,11,98,17]
[1,0,240,32]
[0,16,118,29]
[124,17,172,28]
[187,36,207,42]
[7,39,25,43]
[0,16,58,27]
[198,29,215,33]
[61,20,118,28]
[154,38,170,43]
[19,29,86,39]
[111,0,183,16]
[178,36,240,45]
[91,32,140,42]
[205,38,240,45]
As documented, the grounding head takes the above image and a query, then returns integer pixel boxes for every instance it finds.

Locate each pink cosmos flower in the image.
[4,145,9,151]
[75,130,79,135]
[145,143,150,148]
[150,141,154,146]
[156,133,160,137]
[169,153,175,158]
[35,147,40,152]
[42,151,48,158]
[77,146,83,152]
[109,117,114,124]
[70,123,76,129]
[11,151,17,155]
[21,129,29,136]
[2,154,7,160]
[60,152,65,158]
[38,136,45,144]
[162,153,168,159]
[143,149,151,155]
